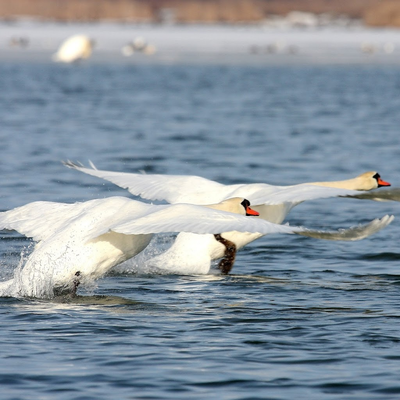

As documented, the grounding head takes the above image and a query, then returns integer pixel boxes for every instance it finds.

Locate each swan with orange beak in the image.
[63,162,395,275]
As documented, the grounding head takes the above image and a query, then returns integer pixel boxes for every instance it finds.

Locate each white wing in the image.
[110,203,300,236]
[0,201,81,242]
[344,188,400,202]
[297,215,394,241]
[64,161,226,204]
[0,197,150,243]
[110,203,393,241]
[63,161,361,206]
[0,198,297,243]
[1,196,392,243]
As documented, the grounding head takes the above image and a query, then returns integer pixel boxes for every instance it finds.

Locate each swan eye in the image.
[241,199,251,209]
[373,173,380,180]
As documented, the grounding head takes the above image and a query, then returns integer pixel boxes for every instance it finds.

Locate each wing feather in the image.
[64,161,225,204]
[0,196,392,244]
[297,215,394,241]
[110,204,300,235]
[110,203,393,241]
[0,201,81,241]
[64,162,366,206]
[344,188,400,202]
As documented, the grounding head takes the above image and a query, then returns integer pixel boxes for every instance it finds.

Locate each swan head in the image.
[206,197,260,216]
[240,198,260,216]
[356,172,391,190]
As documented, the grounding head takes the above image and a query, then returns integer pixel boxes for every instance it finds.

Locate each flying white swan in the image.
[0,197,262,298]
[63,162,392,223]
[52,34,95,63]
[63,162,394,274]
[0,196,392,298]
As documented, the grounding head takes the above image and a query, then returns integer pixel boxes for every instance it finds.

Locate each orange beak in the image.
[378,177,391,187]
[246,206,259,216]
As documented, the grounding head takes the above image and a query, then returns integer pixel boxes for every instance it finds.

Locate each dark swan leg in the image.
[71,271,81,297]
[214,234,237,275]
[53,271,82,298]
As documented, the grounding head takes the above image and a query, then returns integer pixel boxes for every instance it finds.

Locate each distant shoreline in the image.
[2,21,400,66]
[0,0,399,28]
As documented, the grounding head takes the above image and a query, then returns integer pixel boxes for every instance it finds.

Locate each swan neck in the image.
[310,175,372,191]
[309,178,360,190]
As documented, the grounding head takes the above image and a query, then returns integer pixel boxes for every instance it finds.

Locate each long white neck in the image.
[309,178,360,190]
[306,171,381,191]
[308,175,375,191]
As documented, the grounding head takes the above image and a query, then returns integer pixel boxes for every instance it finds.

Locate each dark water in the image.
[1,61,400,399]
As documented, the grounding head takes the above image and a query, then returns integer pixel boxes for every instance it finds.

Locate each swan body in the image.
[148,230,267,275]
[0,196,301,298]
[146,214,393,274]
[64,162,392,228]
[63,162,394,274]
[63,162,390,215]
[0,195,392,297]
[52,35,94,63]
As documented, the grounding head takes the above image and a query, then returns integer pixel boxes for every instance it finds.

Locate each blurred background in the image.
[0,0,400,26]
[2,0,400,65]
[2,3,400,399]
[1,0,399,205]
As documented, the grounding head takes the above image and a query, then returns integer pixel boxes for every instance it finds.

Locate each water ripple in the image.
[1,62,400,399]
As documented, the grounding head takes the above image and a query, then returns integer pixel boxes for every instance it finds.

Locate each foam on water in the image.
[0,247,57,298]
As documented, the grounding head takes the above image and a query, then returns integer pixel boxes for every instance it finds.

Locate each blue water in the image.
[1,60,400,399]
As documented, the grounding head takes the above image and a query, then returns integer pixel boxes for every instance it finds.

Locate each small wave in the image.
[52,294,141,306]
[359,252,400,261]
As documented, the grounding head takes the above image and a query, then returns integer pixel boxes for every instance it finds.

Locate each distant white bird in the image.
[133,36,146,51]
[52,34,94,63]
[121,36,157,57]
[121,43,135,57]
[143,44,157,55]
[383,42,395,54]
[0,196,391,298]
[63,162,394,274]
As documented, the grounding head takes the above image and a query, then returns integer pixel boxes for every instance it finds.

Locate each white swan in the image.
[0,197,265,298]
[63,162,393,274]
[52,35,94,63]
[0,196,392,298]
[63,162,391,223]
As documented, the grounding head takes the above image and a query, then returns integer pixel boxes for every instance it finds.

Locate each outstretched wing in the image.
[0,196,393,244]
[0,201,81,242]
[64,161,363,207]
[0,197,153,244]
[297,215,394,241]
[110,203,300,236]
[64,161,227,204]
[344,188,400,202]
[110,202,393,242]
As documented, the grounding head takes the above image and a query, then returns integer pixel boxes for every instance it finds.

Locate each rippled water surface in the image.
[1,59,400,399]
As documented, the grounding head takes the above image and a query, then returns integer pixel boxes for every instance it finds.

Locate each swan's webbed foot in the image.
[214,234,237,275]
